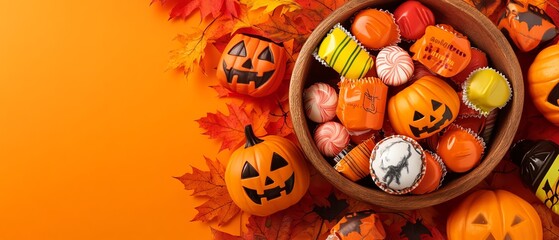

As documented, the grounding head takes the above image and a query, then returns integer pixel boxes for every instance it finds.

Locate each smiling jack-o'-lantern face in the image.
[388,76,460,139]
[225,125,309,216]
[216,34,287,98]
[447,190,542,240]
[528,44,559,126]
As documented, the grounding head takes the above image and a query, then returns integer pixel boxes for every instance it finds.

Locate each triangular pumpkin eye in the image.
[229,41,247,57]
[472,213,488,224]
[241,161,259,179]
[271,153,288,171]
[432,99,442,110]
[511,215,524,226]
[413,111,424,121]
[258,47,274,63]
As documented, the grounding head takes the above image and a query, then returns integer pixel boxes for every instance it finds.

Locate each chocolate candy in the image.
[394,0,435,41]
[337,77,388,131]
[315,24,374,79]
[462,67,512,116]
[327,210,386,240]
[376,46,414,86]
[370,135,426,194]
[314,121,350,157]
[410,26,472,78]
[411,150,446,194]
[303,83,338,123]
[437,125,485,173]
[335,138,376,181]
[348,129,375,145]
[351,9,400,49]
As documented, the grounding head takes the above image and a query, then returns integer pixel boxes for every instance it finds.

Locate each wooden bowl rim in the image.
[289,0,524,210]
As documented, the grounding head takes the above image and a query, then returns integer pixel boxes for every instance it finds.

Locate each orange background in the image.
[0,1,220,239]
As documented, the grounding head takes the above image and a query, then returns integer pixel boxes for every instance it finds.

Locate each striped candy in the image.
[316,25,374,79]
[376,46,414,86]
[314,121,350,157]
[334,138,376,181]
[303,83,338,123]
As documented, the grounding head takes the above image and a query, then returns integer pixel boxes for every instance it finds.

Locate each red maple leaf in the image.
[196,103,268,152]
[176,157,241,226]
[153,0,240,20]
[244,212,294,240]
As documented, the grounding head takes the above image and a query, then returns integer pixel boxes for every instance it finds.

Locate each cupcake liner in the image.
[369,135,426,195]
[426,150,447,190]
[449,123,486,156]
[313,23,374,79]
[462,67,512,116]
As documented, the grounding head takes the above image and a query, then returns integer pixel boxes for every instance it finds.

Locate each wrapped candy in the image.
[394,0,435,41]
[327,210,386,240]
[337,77,388,131]
[334,138,376,181]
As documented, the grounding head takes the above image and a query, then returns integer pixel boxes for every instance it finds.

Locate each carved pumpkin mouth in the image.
[409,105,453,138]
[222,61,275,89]
[243,173,295,204]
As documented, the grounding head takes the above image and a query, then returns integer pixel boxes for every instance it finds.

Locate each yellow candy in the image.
[316,24,374,79]
[463,68,512,115]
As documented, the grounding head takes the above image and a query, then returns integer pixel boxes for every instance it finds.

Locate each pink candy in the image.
[376,46,414,86]
[314,121,350,157]
[303,83,338,123]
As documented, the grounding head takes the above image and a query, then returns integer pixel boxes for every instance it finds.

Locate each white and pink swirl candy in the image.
[376,46,414,86]
[303,83,338,123]
[314,121,350,157]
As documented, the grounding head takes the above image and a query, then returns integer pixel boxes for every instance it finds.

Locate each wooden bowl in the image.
[289,0,523,210]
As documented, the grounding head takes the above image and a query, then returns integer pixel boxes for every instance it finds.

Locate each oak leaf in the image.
[197,103,268,152]
[176,156,241,226]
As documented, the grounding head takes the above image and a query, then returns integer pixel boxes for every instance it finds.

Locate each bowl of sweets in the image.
[289,0,523,210]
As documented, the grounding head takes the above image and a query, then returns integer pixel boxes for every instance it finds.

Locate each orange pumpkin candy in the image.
[217,34,287,97]
[447,189,542,240]
[388,76,460,139]
[528,44,559,126]
[225,125,310,216]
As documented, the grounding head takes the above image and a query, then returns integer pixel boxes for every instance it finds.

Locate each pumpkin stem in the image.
[245,125,263,148]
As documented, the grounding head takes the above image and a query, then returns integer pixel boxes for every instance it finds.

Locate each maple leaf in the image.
[175,156,227,197]
[197,103,268,152]
[244,212,294,240]
[241,0,301,15]
[176,156,241,226]
[212,228,244,240]
[154,0,240,20]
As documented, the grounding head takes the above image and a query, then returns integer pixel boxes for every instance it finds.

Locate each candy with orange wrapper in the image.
[336,77,388,131]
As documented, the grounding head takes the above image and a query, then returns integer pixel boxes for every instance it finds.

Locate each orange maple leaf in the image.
[176,156,241,226]
[197,103,268,152]
[244,212,294,240]
[153,0,241,20]
[211,228,244,240]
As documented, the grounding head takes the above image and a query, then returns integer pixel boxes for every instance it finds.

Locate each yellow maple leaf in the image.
[240,0,300,16]
[231,4,271,33]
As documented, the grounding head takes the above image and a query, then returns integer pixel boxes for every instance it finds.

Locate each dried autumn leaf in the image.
[212,228,244,240]
[244,212,294,240]
[241,0,301,15]
[197,103,268,152]
[176,156,241,226]
[175,156,227,197]
[154,0,240,20]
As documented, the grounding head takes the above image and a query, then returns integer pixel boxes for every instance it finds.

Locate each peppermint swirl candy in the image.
[314,121,350,157]
[376,46,414,86]
[303,83,338,123]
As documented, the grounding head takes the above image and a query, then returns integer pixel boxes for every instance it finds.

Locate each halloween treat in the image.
[511,139,559,215]
[348,129,375,145]
[335,138,376,181]
[376,46,414,86]
[393,0,435,41]
[528,44,559,126]
[411,151,446,195]
[437,125,485,173]
[453,115,487,135]
[388,76,460,139]
[370,135,426,194]
[482,110,499,143]
[314,121,350,157]
[447,190,542,240]
[315,24,374,79]
[462,67,512,116]
[333,144,355,164]
[225,125,310,216]
[450,47,489,85]
[411,61,436,82]
[410,26,472,78]
[217,34,287,97]
[327,210,386,240]
[498,0,557,52]
[303,83,338,123]
[351,9,400,50]
[337,77,388,131]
